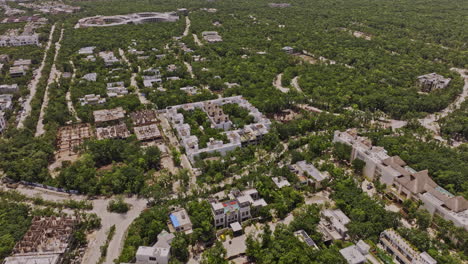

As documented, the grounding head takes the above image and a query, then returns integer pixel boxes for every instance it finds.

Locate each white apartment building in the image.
[380,229,437,264]
[333,129,468,230]
[318,209,351,241]
[78,46,95,55]
[135,231,174,264]
[0,84,19,94]
[0,34,39,47]
[107,82,128,97]
[79,94,106,106]
[165,96,271,162]
[99,51,120,66]
[339,240,371,264]
[211,188,267,228]
[0,94,13,110]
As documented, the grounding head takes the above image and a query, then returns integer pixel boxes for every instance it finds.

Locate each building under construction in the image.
[93,107,126,125]
[56,124,93,157]
[96,123,131,140]
[130,109,158,126]
[4,216,77,264]
[134,124,162,142]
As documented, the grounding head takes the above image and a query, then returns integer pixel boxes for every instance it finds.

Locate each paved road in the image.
[36,28,64,137]
[18,24,56,129]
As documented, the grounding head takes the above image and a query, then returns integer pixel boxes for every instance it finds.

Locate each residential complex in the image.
[333,129,468,230]
[166,96,271,162]
[0,34,39,47]
[380,229,437,264]
[211,188,267,228]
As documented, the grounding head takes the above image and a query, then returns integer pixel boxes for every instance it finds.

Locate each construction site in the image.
[96,123,131,140]
[56,124,93,158]
[93,107,126,124]
[130,109,158,126]
[4,216,78,264]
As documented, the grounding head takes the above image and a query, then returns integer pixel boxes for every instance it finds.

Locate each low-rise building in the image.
[135,230,175,264]
[9,65,28,77]
[168,208,193,234]
[107,81,128,97]
[202,31,223,43]
[293,230,319,249]
[290,160,329,188]
[272,176,291,189]
[0,84,19,94]
[99,51,120,66]
[318,209,351,241]
[78,46,95,55]
[339,240,370,264]
[0,94,13,110]
[380,229,437,264]
[282,46,294,54]
[79,94,106,106]
[333,129,468,230]
[417,73,451,92]
[180,86,198,95]
[211,188,267,228]
[82,72,97,82]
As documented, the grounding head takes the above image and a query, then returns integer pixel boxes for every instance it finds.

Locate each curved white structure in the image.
[75,12,179,28]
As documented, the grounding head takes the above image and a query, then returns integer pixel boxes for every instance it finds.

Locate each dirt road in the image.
[36,28,64,137]
[17,24,56,129]
[273,73,290,93]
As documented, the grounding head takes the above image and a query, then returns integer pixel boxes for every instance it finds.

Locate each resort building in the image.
[333,129,468,230]
[76,12,179,28]
[165,96,271,162]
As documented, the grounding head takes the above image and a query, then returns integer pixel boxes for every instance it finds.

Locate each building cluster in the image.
[1,16,45,24]
[165,96,271,162]
[19,2,81,14]
[333,129,468,230]
[4,216,77,264]
[56,124,93,157]
[379,229,437,264]
[211,188,267,229]
[417,73,451,92]
[130,109,162,142]
[202,31,223,43]
[76,12,179,28]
